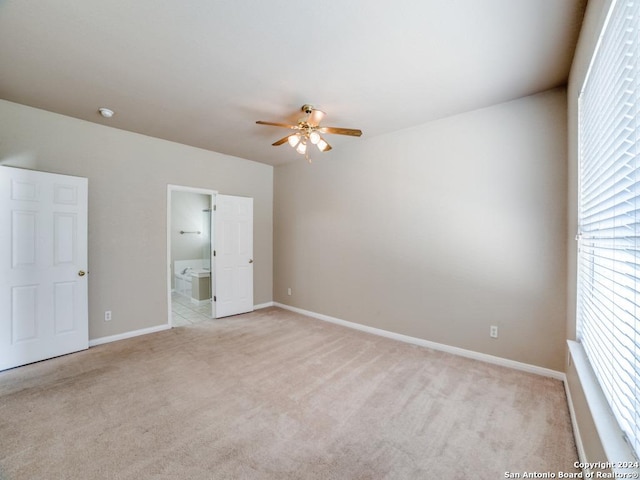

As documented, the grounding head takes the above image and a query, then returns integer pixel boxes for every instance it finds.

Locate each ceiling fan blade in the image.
[272,135,291,146]
[318,126,362,137]
[256,120,299,129]
[307,109,326,127]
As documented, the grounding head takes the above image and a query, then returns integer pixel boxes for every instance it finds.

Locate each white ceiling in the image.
[0,0,586,166]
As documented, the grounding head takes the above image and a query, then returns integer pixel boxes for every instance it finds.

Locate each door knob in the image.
[249,259,254,264]
[78,270,86,277]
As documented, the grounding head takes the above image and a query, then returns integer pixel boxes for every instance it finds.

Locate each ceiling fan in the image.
[256,104,362,162]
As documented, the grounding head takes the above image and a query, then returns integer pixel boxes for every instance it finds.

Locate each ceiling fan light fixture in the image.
[309,131,321,145]
[256,104,362,161]
[287,134,300,148]
[317,139,329,152]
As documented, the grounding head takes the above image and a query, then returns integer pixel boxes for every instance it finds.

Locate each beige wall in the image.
[275,88,567,371]
[0,99,273,340]
[566,0,614,464]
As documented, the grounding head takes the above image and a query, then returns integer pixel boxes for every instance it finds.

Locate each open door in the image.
[0,166,88,371]
[214,194,253,318]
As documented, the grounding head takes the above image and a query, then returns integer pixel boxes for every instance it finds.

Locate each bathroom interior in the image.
[170,191,213,326]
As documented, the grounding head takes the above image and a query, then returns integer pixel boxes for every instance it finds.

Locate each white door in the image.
[214,194,253,318]
[0,166,88,371]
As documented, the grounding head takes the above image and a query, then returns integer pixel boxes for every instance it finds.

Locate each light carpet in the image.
[0,307,578,479]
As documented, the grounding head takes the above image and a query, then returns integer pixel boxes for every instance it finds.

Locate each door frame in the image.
[166,184,217,327]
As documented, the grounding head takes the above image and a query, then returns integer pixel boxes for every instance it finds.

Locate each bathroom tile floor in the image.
[171,292,212,327]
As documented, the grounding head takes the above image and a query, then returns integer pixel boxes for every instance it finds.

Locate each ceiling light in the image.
[309,131,321,145]
[316,139,329,152]
[287,134,300,148]
[256,104,362,163]
[98,107,114,118]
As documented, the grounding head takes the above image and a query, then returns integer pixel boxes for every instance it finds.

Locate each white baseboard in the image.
[89,302,563,381]
[254,301,274,310]
[90,303,274,348]
[89,324,171,347]
[274,302,564,381]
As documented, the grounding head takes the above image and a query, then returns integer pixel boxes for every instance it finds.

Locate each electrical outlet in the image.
[490,325,498,338]
[287,287,292,296]
[105,310,112,322]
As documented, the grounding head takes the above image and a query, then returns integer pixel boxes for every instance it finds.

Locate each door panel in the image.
[54,213,77,265]
[0,166,88,371]
[214,194,253,318]
[12,285,38,342]
[12,211,37,267]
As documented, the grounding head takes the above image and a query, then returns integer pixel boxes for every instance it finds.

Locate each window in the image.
[577,0,640,460]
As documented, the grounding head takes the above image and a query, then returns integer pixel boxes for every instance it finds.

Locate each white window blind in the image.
[577,0,640,459]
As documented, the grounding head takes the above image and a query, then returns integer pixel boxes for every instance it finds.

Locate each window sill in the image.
[567,340,639,473]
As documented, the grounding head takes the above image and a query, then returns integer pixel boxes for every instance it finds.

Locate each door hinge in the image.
[213,250,216,257]
[214,296,216,302]
[213,205,216,211]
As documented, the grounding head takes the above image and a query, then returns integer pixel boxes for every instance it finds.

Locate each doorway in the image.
[167,185,216,326]
[167,186,255,326]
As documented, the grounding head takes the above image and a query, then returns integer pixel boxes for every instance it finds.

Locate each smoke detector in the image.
[98,107,114,118]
